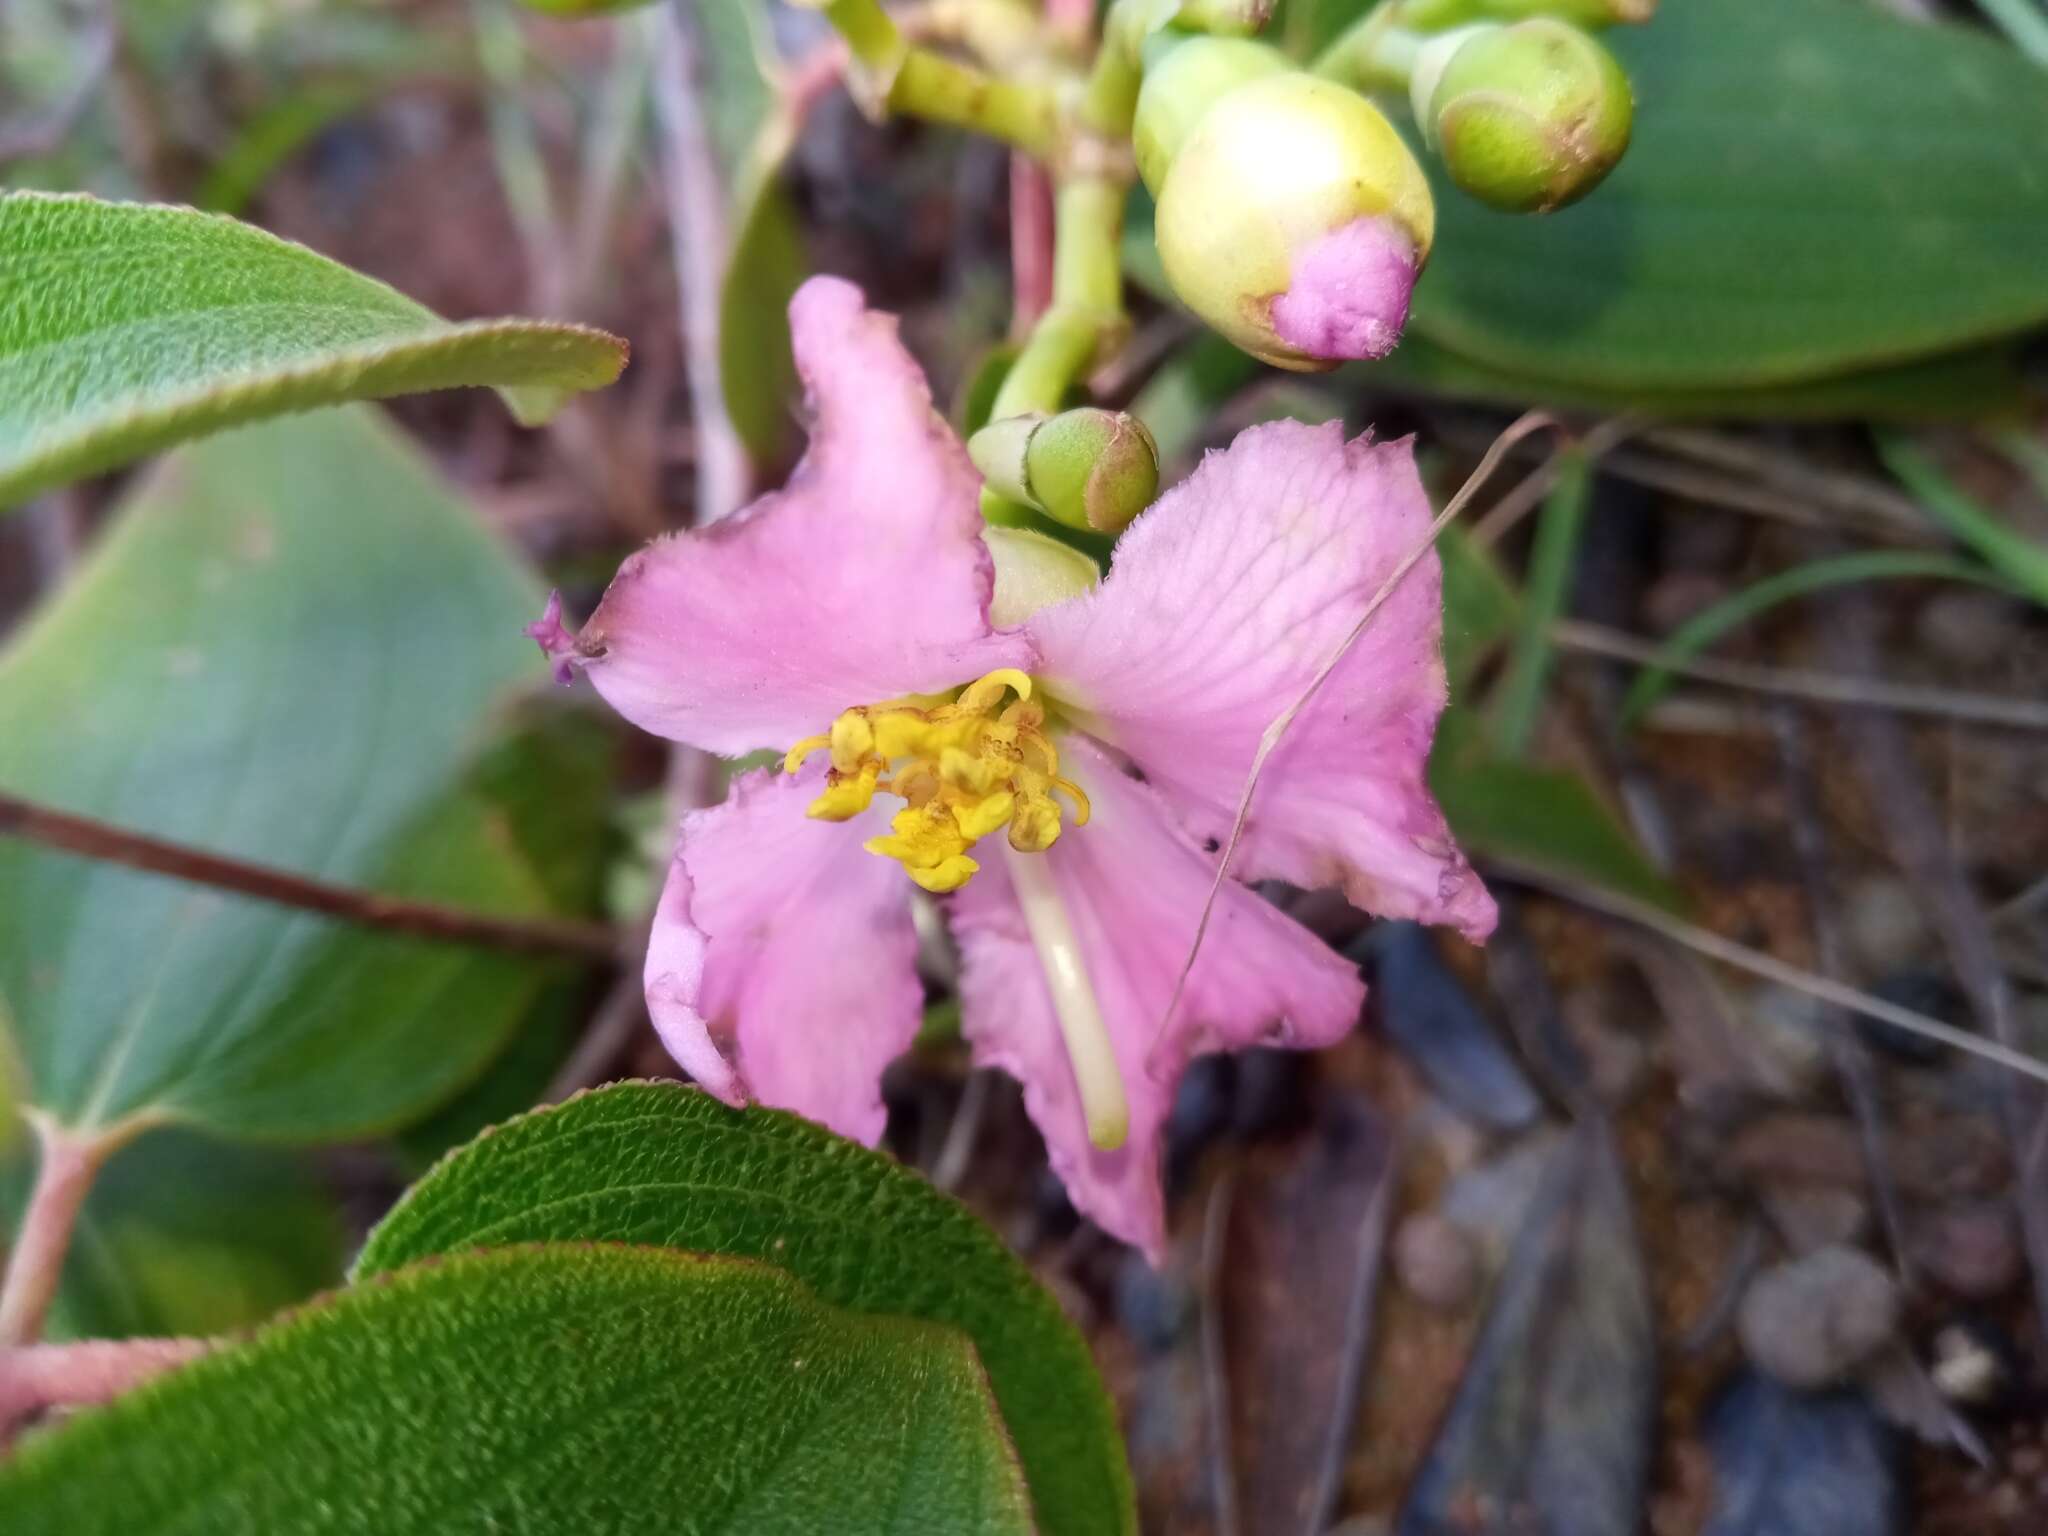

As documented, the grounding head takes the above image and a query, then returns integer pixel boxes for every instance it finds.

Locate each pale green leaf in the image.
[0,192,627,506]
[0,1245,1035,1535]
[356,1080,1137,1536]
[0,408,593,1139]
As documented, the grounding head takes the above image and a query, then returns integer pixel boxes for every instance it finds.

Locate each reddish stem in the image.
[1009,154,1057,336]
[0,1120,115,1347]
[0,1337,210,1434]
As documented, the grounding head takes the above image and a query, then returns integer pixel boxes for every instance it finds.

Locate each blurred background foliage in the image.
[3,0,2048,1530]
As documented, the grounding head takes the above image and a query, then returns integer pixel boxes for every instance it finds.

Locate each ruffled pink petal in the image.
[1026,420,1494,941]
[644,764,923,1143]
[572,276,1033,756]
[947,738,1364,1261]
[1269,215,1417,363]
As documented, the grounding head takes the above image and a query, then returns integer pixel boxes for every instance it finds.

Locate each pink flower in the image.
[536,276,1492,1259]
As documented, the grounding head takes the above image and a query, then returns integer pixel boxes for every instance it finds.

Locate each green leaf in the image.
[721,177,807,468]
[0,192,627,506]
[1353,332,2033,423]
[356,1081,1137,1536]
[1878,434,2048,608]
[0,1245,1035,1535]
[0,1124,343,1342]
[0,408,595,1140]
[1431,708,1681,911]
[1412,0,2048,390]
[1438,524,1520,696]
[1615,549,2009,730]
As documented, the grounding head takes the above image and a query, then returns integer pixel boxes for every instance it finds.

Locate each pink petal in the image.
[1027,420,1495,941]
[644,765,923,1143]
[574,276,1032,756]
[947,738,1364,1261]
[1269,215,1417,363]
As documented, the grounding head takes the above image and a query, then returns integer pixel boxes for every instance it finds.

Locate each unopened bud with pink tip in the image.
[1136,39,1435,372]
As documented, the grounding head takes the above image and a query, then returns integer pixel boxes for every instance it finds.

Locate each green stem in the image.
[1312,1,1425,89]
[821,0,1060,156]
[1077,0,1148,135]
[988,179,1128,422]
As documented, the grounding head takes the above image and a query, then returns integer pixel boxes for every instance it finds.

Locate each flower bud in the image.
[969,409,1160,534]
[1133,37,1289,197]
[982,526,1101,627]
[1144,64,1434,371]
[1417,19,1633,213]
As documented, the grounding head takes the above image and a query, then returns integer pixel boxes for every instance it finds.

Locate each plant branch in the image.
[0,1118,119,1347]
[0,789,619,962]
[820,0,1060,155]
[0,1336,210,1434]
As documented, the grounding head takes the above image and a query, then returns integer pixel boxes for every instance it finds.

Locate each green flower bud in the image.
[968,409,1161,535]
[1133,37,1290,197]
[982,526,1102,627]
[1173,0,1279,39]
[1418,19,1633,214]
[1146,68,1434,371]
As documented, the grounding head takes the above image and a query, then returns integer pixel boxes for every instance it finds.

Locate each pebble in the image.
[1845,876,1929,974]
[1913,1201,2022,1301]
[1763,1187,1868,1253]
[1738,1245,1901,1389]
[1745,985,1831,1094]
[1394,1212,1480,1312]
[1915,588,2018,671]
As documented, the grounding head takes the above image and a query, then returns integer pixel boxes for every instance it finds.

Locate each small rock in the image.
[1845,877,1929,974]
[1930,1318,2020,1409]
[1763,1187,1868,1253]
[1560,985,1649,1106]
[1738,1245,1901,1389]
[1916,588,2018,671]
[1744,985,1831,1095]
[1913,1202,2022,1301]
[1727,1112,1865,1189]
[1394,1212,1480,1312]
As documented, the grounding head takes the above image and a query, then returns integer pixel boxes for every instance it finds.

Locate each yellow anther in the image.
[784,733,830,774]
[788,668,1084,888]
[1008,794,1063,853]
[871,710,933,761]
[907,854,979,893]
[809,764,879,821]
[951,790,1016,842]
[829,711,876,774]
[956,668,1033,713]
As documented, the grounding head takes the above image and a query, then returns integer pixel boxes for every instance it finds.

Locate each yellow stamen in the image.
[786,667,1084,889]
[784,733,830,774]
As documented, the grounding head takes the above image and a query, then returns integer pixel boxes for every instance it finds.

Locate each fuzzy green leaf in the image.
[356,1080,1137,1536]
[0,1245,1034,1535]
[0,192,626,506]
[0,408,594,1139]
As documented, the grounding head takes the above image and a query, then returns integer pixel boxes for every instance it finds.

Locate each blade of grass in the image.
[1877,433,2048,607]
[1616,550,2009,732]
[1493,448,1591,759]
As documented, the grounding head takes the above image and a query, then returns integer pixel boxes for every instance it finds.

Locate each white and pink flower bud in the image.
[1136,40,1435,372]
